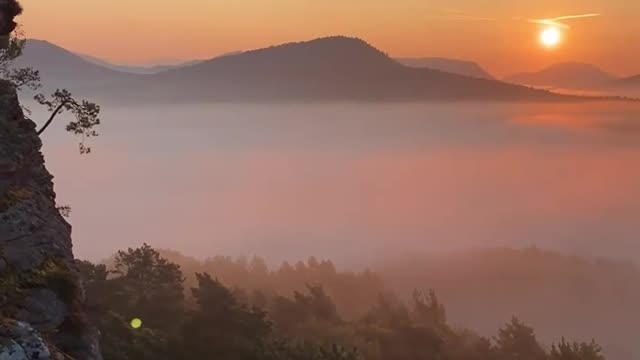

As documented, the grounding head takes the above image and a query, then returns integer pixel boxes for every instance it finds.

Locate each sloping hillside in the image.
[397,57,494,79]
[103,36,567,103]
[15,39,137,91]
[505,62,615,89]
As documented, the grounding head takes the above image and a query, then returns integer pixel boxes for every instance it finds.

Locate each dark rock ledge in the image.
[0,81,101,359]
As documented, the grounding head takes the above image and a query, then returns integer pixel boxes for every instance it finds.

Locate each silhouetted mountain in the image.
[80,54,205,74]
[609,74,640,89]
[505,62,615,89]
[590,74,640,98]
[101,36,572,103]
[143,60,205,73]
[397,57,494,79]
[16,39,137,91]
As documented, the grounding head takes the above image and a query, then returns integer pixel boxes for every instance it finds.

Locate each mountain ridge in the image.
[16,39,138,91]
[99,36,577,103]
[15,37,622,103]
[504,62,616,89]
[610,74,640,88]
[397,57,494,80]
[80,53,205,74]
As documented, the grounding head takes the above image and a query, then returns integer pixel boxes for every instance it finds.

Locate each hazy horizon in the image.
[20,34,640,80]
[4,2,640,360]
[18,0,640,78]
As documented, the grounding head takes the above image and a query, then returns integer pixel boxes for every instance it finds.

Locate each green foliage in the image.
[267,283,354,350]
[360,295,411,329]
[494,317,548,360]
[0,28,101,154]
[0,33,40,92]
[263,340,362,360]
[110,243,185,334]
[56,204,72,218]
[551,339,606,360]
[76,260,111,313]
[34,89,101,154]
[79,255,175,360]
[356,295,445,360]
[78,245,608,360]
[157,251,386,321]
[95,311,169,360]
[445,334,497,360]
[0,258,77,315]
[172,272,272,360]
[77,260,109,283]
[411,289,447,331]
[0,187,34,212]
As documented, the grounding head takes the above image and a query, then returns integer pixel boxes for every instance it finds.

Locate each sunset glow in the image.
[540,27,562,48]
[3,1,640,358]
[16,0,640,77]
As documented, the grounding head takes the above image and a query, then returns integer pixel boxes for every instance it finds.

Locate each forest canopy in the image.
[79,244,611,360]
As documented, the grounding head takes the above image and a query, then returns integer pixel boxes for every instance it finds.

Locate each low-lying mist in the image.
[27,100,640,265]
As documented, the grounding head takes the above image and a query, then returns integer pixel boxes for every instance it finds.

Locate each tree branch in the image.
[36,101,67,136]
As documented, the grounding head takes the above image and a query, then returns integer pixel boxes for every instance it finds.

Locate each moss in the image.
[33,258,79,303]
[6,188,33,200]
[0,186,34,212]
[0,270,25,317]
[0,257,79,316]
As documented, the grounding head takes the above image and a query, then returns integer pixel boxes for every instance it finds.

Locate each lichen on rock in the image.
[0,81,101,359]
[0,319,50,359]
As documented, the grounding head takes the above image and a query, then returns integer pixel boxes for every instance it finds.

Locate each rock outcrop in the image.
[0,0,22,47]
[0,81,101,359]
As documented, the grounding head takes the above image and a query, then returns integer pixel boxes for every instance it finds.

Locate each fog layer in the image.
[30,101,640,264]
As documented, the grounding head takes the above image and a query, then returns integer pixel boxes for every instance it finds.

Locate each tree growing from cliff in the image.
[0,29,39,96]
[0,11,101,154]
[34,89,101,154]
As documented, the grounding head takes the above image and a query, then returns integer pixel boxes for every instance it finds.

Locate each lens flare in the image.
[130,318,143,329]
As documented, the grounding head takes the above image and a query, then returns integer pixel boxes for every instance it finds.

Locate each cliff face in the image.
[0,81,101,359]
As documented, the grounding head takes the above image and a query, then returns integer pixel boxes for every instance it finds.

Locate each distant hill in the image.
[80,54,205,75]
[102,36,569,103]
[21,37,606,103]
[397,57,494,80]
[504,62,616,90]
[596,74,640,98]
[608,74,640,89]
[15,39,138,91]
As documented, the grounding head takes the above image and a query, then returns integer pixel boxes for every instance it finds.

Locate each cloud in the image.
[426,9,600,29]
[527,14,601,29]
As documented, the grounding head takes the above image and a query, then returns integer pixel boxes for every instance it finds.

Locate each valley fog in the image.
[29,100,640,264]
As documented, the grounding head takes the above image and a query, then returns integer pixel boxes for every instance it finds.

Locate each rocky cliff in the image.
[0,81,101,359]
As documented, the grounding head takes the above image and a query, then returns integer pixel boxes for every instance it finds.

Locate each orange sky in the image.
[18,0,640,77]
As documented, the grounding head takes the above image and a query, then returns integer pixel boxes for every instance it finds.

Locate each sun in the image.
[540,27,562,48]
